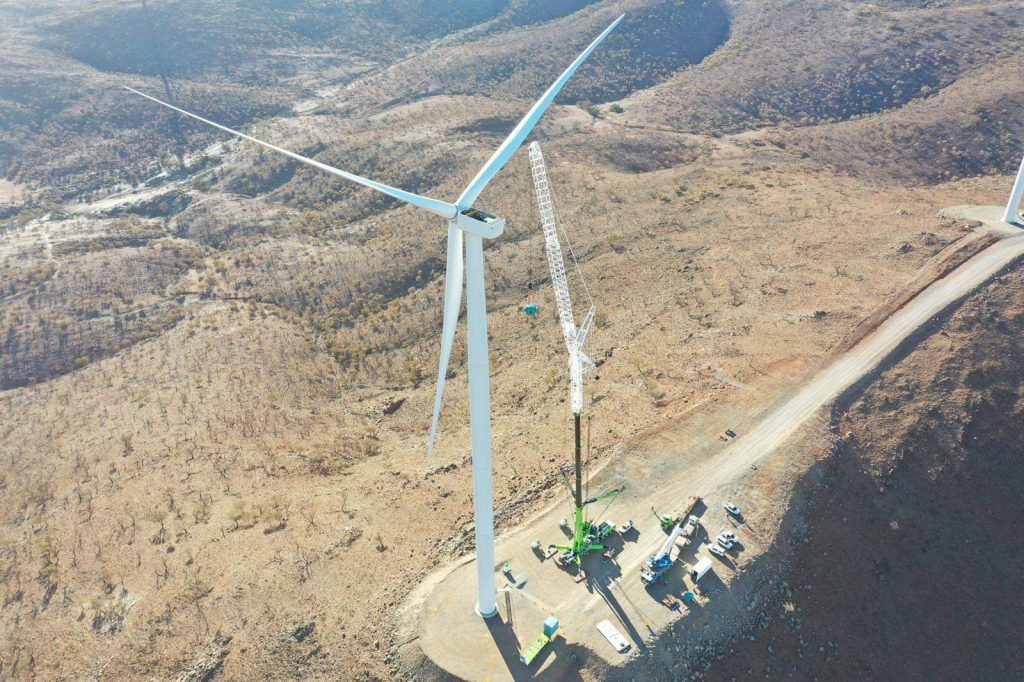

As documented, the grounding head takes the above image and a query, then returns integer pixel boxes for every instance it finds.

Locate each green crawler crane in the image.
[529,143,622,567]
[548,413,623,566]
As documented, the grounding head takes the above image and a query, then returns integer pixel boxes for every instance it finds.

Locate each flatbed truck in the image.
[653,495,701,531]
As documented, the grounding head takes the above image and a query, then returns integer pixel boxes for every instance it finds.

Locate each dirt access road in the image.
[404,224,1024,682]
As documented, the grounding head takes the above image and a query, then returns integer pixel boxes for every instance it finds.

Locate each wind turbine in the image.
[124,14,625,618]
[1003,151,1024,225]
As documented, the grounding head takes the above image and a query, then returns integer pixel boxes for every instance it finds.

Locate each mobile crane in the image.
[529,142,624,567]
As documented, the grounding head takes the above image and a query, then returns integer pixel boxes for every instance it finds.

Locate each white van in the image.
[597,620,630,653]
[690,556,713,582]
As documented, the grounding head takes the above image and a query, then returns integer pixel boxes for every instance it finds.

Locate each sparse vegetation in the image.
[87,593,129,635]
[229,499,256,531]
[35,533,58,585]
[1,0,1020,679]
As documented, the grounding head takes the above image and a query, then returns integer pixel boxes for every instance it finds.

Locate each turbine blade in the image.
[427,224,465,456]
[457,14,625,208]
[123,86,458,220]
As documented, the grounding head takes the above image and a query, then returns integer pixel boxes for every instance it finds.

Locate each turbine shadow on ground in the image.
[484,619,587,681]
[579,549,653,655]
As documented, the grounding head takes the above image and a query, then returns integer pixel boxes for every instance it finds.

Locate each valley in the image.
[1,1,1022,680]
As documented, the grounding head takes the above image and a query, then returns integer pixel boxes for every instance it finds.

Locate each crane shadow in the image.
[581,553,652,654]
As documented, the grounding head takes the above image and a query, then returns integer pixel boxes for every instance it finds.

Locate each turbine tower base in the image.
[1003,152,1024,225]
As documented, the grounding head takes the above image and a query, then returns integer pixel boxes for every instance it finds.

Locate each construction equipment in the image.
[528,141,596,417]
[641,518,686,586]
[523,286,539,317]
[653,495,701,531]
[548,468,623,566]
[530,141,623,567]
[690,557,714,583]
[521,616,560,665]
[680,515,700,540]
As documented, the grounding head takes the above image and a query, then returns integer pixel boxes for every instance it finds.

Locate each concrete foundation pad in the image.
[940,205,1022,235]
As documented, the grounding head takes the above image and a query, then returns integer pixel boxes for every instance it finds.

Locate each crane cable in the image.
[555,198,595,310]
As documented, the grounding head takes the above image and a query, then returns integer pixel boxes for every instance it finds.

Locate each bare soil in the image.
[3,1,1024,680]
[699,266,1024,681]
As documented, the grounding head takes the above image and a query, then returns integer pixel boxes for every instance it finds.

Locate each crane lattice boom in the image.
[528,142,592,413]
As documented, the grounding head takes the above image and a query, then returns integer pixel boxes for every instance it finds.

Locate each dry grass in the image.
[2,0,1023,678]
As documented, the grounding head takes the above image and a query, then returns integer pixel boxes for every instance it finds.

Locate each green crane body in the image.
[548,412,623,566]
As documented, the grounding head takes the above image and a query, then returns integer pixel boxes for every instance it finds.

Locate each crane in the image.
[641,519,686,585]
[530,142,621,567]
[528,141,596,415]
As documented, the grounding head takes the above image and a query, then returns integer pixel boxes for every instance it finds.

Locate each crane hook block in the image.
[524,288,539,317]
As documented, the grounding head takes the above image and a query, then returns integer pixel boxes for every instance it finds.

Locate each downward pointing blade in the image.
[457,13,625,208]
[427,224,465,456]
[122,86,458,220]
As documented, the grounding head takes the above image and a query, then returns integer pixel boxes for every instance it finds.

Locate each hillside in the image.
[2,0,1024,679]
[784,50,1024,183]
[615,0,1021,130]
[0,0,728,200]
[608,0,1023,185]
[702,265,1024,681]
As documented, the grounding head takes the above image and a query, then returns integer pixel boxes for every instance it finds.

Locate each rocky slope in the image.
[700,265,1024,680]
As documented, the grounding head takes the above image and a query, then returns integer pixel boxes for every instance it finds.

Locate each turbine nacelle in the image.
[455,208,506,239]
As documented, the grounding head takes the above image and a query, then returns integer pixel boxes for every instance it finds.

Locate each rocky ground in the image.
[2,1,1024,680]
[659,265,1024,681]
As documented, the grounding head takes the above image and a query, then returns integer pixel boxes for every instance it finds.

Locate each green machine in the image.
[520,616,560,666]
[548,413,623,567]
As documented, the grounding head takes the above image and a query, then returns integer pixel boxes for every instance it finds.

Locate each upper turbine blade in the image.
[123,86,458,220]
[456,13,625,208]
[427,224,466,456]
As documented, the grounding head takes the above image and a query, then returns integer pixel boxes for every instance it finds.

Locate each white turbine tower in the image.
[1003,151,1024,225]
[124,15,625,618]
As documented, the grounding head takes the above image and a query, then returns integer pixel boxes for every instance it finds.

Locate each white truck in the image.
[690,556,713,583]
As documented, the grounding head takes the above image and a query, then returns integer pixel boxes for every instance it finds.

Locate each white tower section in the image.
[1003,152,1024,225]
[529,142,594,414]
